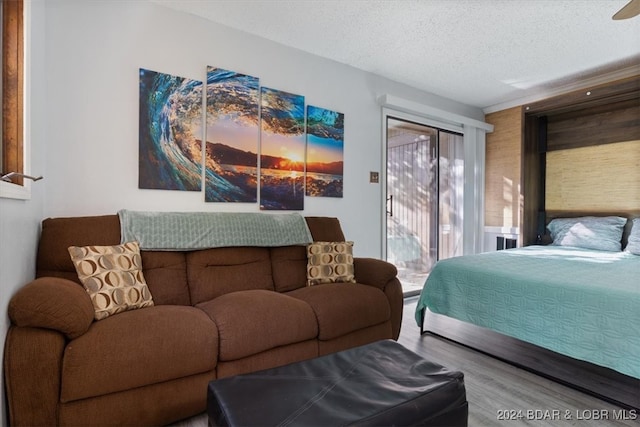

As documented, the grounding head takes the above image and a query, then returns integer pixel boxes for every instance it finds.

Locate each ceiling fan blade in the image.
[613,0,640,19]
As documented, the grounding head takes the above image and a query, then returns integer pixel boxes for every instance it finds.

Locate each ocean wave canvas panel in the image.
[260,87,305,210]
[305,106,344,198]
[138,68,202,191]
[205,67,260,202]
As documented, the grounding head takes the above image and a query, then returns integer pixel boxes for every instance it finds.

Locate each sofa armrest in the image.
[4,327,66,426]
[353,258,398,289]
[8,277,94,339]
[353,258,403,340]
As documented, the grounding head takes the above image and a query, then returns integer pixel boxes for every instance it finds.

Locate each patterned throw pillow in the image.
[307,241,356,286]
[68,242,154,320]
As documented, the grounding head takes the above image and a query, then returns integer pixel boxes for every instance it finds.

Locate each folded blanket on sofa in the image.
[118,210,313,250]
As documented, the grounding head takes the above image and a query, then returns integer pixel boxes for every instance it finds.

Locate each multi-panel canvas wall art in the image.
[138,65,347,209]
[205,67,260,202]
[305,106,344,198]
[259,87,306,210]
[138,68,203,191]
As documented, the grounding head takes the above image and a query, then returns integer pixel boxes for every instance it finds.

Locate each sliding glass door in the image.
[385,117,464,296]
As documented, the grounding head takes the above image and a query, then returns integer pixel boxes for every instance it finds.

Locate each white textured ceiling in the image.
[150,0,640,110]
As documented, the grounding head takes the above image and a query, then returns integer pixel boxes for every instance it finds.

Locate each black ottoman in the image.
[207,339,468,426]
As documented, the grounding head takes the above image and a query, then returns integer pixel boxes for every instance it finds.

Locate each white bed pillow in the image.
[547,216,627,252]
[624,218,640,255]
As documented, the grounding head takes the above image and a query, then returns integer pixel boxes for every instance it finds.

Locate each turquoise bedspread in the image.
[415,246,640,379]
[118,210,312,250]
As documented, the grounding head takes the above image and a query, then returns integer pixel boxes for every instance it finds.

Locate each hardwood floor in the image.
[172,297,639,427]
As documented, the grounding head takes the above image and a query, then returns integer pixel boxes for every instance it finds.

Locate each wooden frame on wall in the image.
[2,0,24,185]
[521,74,640,245]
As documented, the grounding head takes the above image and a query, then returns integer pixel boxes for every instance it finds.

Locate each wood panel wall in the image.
[546,98,640,151]
[484,106,523,229]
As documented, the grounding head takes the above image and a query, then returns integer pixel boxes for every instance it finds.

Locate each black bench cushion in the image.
[208,339,467,426]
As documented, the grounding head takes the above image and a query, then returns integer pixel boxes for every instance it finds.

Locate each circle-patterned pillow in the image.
[68,241,154,320]
[307,241,356,286]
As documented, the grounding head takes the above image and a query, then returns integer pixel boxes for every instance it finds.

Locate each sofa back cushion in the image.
[140,251,190,306]
[269,217,348,293]
[186,247,275,305]
[270,246,307,293]
[36,214,348,306]
[305,217,346,242]
[37,215,191,306]
[38,215,122,283]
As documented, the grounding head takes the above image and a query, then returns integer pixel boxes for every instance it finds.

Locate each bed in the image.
[415,213,640,409]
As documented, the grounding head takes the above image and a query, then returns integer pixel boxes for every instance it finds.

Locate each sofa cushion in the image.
[305,217,346,241]
[141,251,190,306]
[68,242,154,320]
[37,214,121,282]
[270,246,307,292]
[60,305,218,403]
[286,283,390,340]
[197,290,318,361]
[307,241,356,286]
[187,247,274,305]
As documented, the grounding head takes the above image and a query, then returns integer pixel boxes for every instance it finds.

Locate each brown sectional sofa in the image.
[4,214,403,426]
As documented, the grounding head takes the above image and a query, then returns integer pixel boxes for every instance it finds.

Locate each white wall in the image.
[0,2,485,422]
[0,1,46,423]
[42,0,484,257]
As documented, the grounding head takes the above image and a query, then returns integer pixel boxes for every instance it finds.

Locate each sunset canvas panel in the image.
[205,67,260,202]
[305,105,344,197]
[259,87,306,210]
[138,68,203,191]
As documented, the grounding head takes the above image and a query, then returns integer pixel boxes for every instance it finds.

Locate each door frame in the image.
[381,108,463,261]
